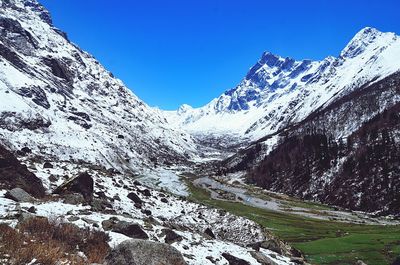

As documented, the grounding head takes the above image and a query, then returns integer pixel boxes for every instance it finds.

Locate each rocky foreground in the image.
[0,144,303,265]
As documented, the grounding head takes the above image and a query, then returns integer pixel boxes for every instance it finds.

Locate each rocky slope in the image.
[0,143,298,265]
[0,0,299,264]
[0,0,199,174]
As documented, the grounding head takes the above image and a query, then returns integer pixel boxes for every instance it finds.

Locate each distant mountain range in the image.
[166,27,400,142]
[164,27,400,215]
[2,0,400,216]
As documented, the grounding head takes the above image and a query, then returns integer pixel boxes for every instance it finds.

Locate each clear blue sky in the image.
[40,0,400,110]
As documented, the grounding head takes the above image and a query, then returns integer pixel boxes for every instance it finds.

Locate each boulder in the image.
[127,192,142,204]
[250,251,279,265]
[290,257,305,264]
[0,145,45,198]
[141,209,152,216]
[102,217,119,231]
[68,216,80,222]
[105,239,186,265]
[53,172,94,200]
[138,188,151,197]
[251,252,280,265]
[48,175,58,182]
[111,221,148,239]
[43,162,53,168]
[27,206,36,213]
[290,247,303,258]
[91,198,112,211]
[247,242,262,251]
[162,228,183,244]
[204,227,216,239]
[63,193,85,205]
[222,253,250,265]
[20,146,32,155]
[261,239,283,255]
[17,212,36,223]
[5,188,35,202]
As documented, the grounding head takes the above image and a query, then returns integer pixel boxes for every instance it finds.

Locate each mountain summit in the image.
[165,27,400,141]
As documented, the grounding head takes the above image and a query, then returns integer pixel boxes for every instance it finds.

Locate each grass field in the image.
[184,178,400,265]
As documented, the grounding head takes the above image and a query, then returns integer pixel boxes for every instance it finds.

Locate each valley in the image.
[0,0,399,264]
[181,171,400,265]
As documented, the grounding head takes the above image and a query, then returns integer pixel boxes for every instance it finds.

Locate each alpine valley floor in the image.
[182,172,400,265]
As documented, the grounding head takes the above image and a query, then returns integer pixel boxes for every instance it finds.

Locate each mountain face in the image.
[0,0,198,172]
[166,27,400,142]
[0,2,300,264]
[164,27,400,215]
[234,72,400,215]
[216,59,400,216]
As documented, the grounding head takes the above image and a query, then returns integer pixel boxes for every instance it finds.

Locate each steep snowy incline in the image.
[0,0,198,172]
[165,27,400,141]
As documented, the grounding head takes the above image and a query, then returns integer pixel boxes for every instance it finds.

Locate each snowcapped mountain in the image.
[166,27,400,142]
[0,2,301,264]
[202,28,400,215]
[0,0,198,172]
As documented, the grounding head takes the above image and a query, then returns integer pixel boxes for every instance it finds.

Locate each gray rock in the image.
[67,216,80,222]
[290,257,305,264]
[138,189,151,197]
[91,198,111,211]
[0,145,45,198]
[53,172,93,200]
[82,217,97,225]
[204,227,216,239]
[247,242,261,251]
[63,193,85,205]
[102,217,119,231]
[162,228,183,244]
[251,251,280,265]
[105,239,187,265]
[222,253,250,265]
[49,175,58,182]
[112,221,148,239]
[261,239,283,255]
[127,192,142,204]
[5,188,35,202]
[27,206,36,213]
[18,212,35,223]
[43,162,53,168]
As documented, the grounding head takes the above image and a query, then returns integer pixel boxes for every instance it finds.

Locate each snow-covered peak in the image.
[177,104,193,114]
[340,27,395,58]
[1,0,52,25]
[245,51,308,84]
[165,27,400,142]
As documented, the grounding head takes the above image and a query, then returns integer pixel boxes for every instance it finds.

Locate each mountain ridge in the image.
[0,0,199,175]
[165,27,400,143]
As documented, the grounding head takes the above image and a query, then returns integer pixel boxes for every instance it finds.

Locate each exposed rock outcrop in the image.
[0,145,45,198]
[53,172,94,201]
[105,239,187,265]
